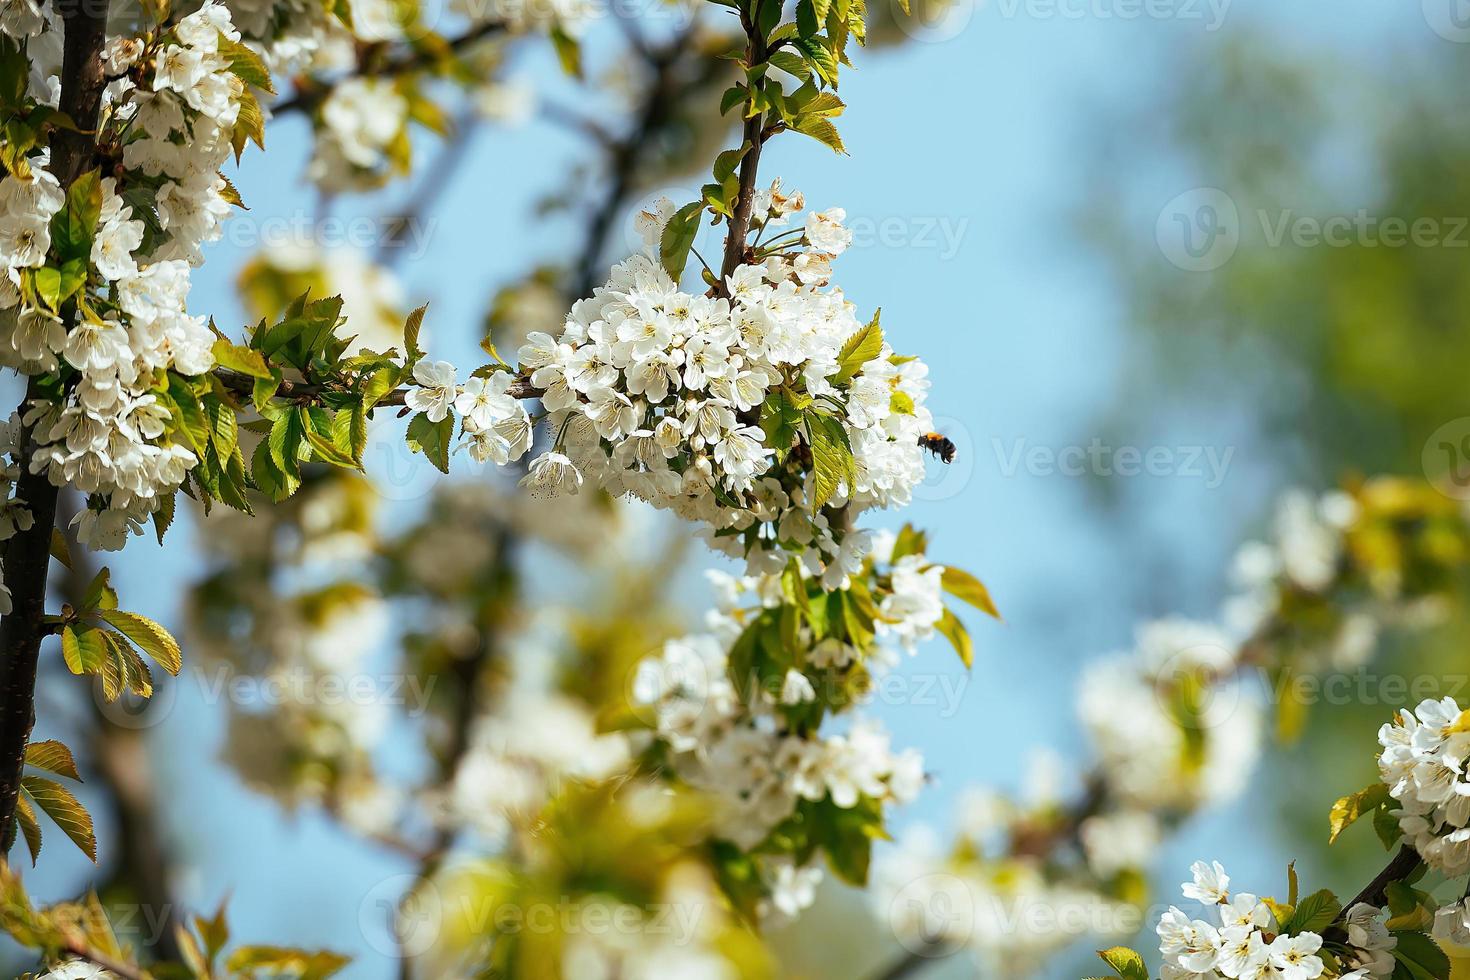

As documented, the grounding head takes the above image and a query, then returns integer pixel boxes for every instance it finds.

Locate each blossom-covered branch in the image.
[869,479,1470,977]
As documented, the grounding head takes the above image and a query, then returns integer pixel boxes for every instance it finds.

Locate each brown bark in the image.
[0,0,111,853]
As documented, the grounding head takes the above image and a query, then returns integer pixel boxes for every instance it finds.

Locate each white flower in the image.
[779,668,816,705]
[405,359,457,422]
[1267,932,1323,980]
[804,208,852,255]
[1434,898,1470,948]
[520,451,583,499]
[92,214,144,281]
[454,372,520,432]
[764,859,821,919]
[1182,860,1230,904]
[0,213,49,267]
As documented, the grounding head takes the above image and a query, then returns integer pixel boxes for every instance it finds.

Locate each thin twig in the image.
[61,935,148,980]
[269,20,510,117]
[210,368,542,406]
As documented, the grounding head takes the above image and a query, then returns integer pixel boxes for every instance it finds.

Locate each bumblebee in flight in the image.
[918,432,956,464]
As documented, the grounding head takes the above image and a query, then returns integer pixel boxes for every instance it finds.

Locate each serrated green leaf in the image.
[218,33,274,93]
[50,169,101,262]
[941,566,1000,619]
[1330,782,1391,844]
[100,609,181,675]
[226,946,350,979]
[1097,947,1148,980]
[21,775,95,862]
[834,312,883,382]
[659,201,703,281]
[212,338,271,378]
[14,793,40,865]
[406,411,452,474]
[404,303,428,360]
[24,740,79,780]
[60,625,108,676]
[806,411,854,508]
[1283,889,1341,935]
[935,607,972,668]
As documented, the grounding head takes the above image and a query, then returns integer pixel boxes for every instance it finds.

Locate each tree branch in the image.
[718,11,770,286]
[1338,845,1422,921]
[269,20,510,118]
[61,934,147,980]
[210,368,542,406]
[0,0,111,855]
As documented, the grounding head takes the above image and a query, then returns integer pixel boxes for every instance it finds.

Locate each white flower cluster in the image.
[1434,897,1470,949]
[0,0,44,39]
[1078,618,1261,812]
[516,191,932,589]
[121,6,244,265]
[307,78,409,192]
[0,4,257,550]
[1225,488,1375,669]
[1157,861,1399,980]
[1379,696,1470,877]
[446,694,629,844]
[1157,862,1328,980]
[872,826,1121,975]
[633,633,922,853]
[631,566,933,877]
[405,359,534,465]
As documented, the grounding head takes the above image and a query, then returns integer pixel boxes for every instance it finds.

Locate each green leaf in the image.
[659,201,703,281]
[1391,932,1450,980]
[406,412,452,474]
[212,338,271,378]
[834,311,883,382]
[166,374,210,455]
[225,946,350,979]
[99,609,182,675]
[231,87,265,160]
[1330,782,1391,844]
[1374,802,1404,851]
[303,414,359,469]
[21,775,95,862]
[549,25,581,77]
[760,387,808,462]
[49,528,71,569]
[940,566,1001,620]
[719,84,746,116]
[404,302,428,360]
[218,33,274,93]
[1097,947,1148,980]
[1283,889,1341,935]
[14,794,41,865]
[806,411,854,508]
[153,490,175,545]
[251,438,298,502]
[50,169,101,262]
[80,566,118,612]
[890,524,928,561]
[24,740,79,780]
[792,114,847,154]
[60,625,108,676]
[935,607,972,668]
